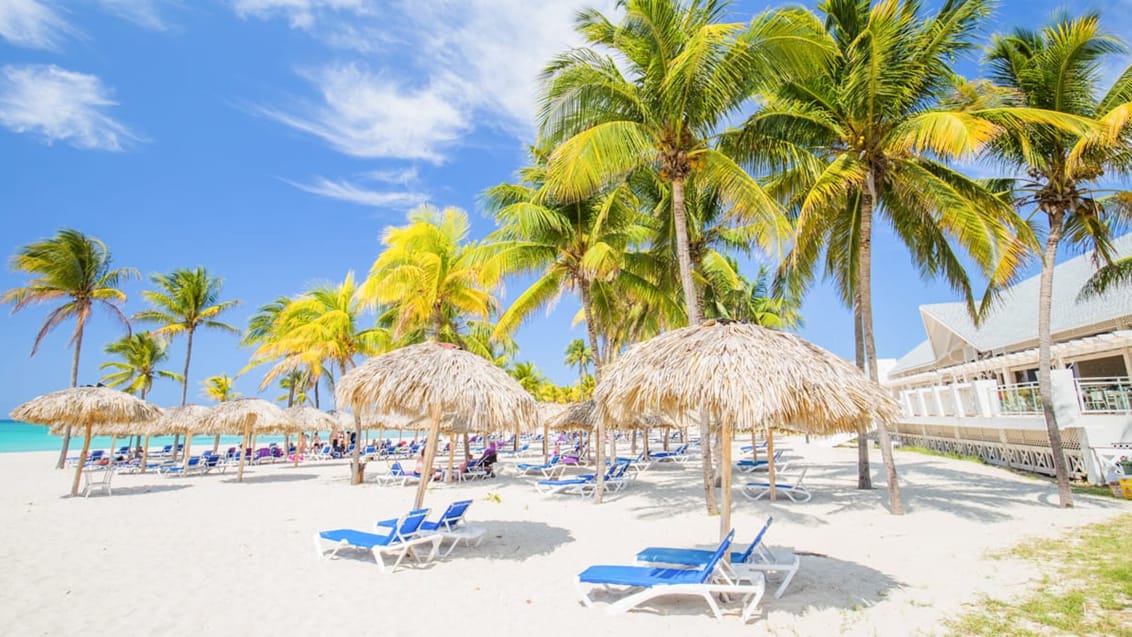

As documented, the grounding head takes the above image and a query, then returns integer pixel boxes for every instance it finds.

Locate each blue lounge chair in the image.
[576,531,767,621]
[736,450,784,473]
[535,460,630,495]
[651,443,690,463]
[374,461,418,487]
[634,517,800,598]
[159,456,202,476]
[741,467,812,503]
[313,508,441,573]
[383,500,485,557]
[516,454,563,478]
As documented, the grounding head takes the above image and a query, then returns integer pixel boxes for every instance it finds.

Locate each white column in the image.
[950,383,966,418]
[931,385,946,417]
[972,380,998,417]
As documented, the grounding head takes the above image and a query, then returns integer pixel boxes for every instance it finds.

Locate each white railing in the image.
[997,382,1042,415]
[1076,377,1132,413]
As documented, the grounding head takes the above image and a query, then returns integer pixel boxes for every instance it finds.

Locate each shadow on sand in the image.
[581,550,899,622]
[64,483,192,498]
[223,472,318,484]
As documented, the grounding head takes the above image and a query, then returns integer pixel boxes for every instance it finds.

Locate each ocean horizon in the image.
[0,419,422,454]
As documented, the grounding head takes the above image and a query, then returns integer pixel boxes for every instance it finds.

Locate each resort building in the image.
[883,233,1132,484]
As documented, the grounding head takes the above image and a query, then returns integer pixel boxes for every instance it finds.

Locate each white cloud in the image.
[0,0,73,49]
[241,0,618,161]
[367,166,417,185]
[231,0,372,30]
[257,63,468,162]
[0,64,140,150]
[96,0,173,31]
[285,175,428,209]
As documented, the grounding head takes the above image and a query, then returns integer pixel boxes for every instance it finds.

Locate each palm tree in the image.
[135,267,240,406]
[728,0,1059,513]
[1080,255,1132,298]
[249,274,387,400]
[484,148,664,380]
[539,0,826,514]
[3,228,136,468]
[983,12,1132,507]
[360,206,495,345]
[702,259,801,329]
[248,274,388,482]
[202,373,241,403]
[539,0,825,323]
[507,361,546,395]
[202,372,241,452]
[100,332,182,400]
[563,338,593,386]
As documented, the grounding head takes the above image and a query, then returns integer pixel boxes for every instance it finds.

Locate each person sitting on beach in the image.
[478,442,498,477]
[414,452,443,481]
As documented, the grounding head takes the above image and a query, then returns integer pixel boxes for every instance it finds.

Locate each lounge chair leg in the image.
[312,534,325,559]
[574,579,594,607]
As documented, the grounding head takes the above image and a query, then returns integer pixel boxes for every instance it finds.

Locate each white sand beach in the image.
[1,439,1128,637]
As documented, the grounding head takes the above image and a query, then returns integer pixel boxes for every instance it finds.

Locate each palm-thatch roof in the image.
[337,341,538,507]
[12,386,162,428]
[280,406,340,434]
[200,398,290,435]
[336,342,538,433]
[10,386,161,496]
[546,400,676,431]
[200,398,290,482]
[595,320,899,433]
[144,404,212,436]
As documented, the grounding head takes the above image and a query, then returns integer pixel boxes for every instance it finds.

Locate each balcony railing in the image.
[996,382,1042,415]
[1076,377,1132,413]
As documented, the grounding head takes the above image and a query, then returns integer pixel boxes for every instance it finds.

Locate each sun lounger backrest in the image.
[696,531,735,583]
[436,500,472,529]
[735,517,773,564]
[396,509,431,541]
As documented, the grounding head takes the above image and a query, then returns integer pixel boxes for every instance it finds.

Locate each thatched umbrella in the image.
[545,399,676,465]
[142,404,211,473]
[536,401,567,462]
[594,320,900,539]
[337,341,538,507]
[281,406,341,466]
[201,398,289,482]
[11,386,162,496]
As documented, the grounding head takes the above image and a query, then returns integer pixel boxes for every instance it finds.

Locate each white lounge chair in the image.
[576,531,767,621]
[314,509,442,573]
[741,467,811,503]
[635,516,800,598]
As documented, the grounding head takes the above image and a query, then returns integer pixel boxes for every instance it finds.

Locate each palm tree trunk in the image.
[345,362,364,485]
[861,170,904,515]
[56,323,85,469]
[579,278,605,503]
[672,177,716,516]
[854,297,872,489]
[1038,212,1073,507]
[180,329,193,405]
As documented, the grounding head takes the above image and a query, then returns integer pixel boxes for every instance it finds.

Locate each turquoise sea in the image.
[0,419,420,453]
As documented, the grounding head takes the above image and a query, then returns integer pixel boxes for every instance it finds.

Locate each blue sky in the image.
[0,0,1127,414]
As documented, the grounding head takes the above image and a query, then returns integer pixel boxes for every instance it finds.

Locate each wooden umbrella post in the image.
[182,432,195,471]
[237,422,249,483]
[140,434,151,474]
[413,409,442,510]
[767,425,776,502]
[447,433,456,484]
[70,421,93,497]
[542,423,548,464]
[720,419,733,544]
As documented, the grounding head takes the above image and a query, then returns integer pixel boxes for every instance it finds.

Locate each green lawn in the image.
[944,513,1132,636]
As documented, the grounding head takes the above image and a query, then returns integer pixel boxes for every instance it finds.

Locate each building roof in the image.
[890,233,1132,378]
